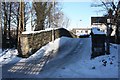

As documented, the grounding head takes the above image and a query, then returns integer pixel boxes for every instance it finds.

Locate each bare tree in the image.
[52,11,70,28]
[17,1,25,53]
[44,2,69,29]
[33,2,69,30]
[8,2,20,48]
[8,2,12,47]
[1,2,35,49]
[62,15,70,28]
[0,2,2,49]
[3,2,7,37]
[115,1,120,43]
[33,2,52,30]
[2,2,8,48]
[24,2,32,31]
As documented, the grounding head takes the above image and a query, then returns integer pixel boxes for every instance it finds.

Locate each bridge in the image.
[18,28,77,57]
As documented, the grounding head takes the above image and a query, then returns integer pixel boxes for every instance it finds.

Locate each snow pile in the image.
[51,54,118,78]
[78,54,118,78]
[92,27,105,35]
[0,49,20,65]
[0,49,8,57]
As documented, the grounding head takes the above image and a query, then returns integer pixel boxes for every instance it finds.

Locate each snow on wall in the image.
[22,28,60,34]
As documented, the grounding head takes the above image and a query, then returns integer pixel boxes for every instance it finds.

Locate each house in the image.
[71,28,91,36]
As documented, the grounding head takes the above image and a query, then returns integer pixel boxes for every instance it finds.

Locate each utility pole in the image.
[52,0,55,42]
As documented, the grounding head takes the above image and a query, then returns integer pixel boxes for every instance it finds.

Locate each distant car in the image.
[91,27,100,31]
[79,34,90,38]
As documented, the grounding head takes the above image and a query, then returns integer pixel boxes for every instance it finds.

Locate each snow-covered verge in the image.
[0,37,119,78]
[40,38,118,78]
[0,49,20,65]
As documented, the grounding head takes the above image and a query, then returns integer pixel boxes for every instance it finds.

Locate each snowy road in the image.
[1,37,118,78]
[38,38,92,78]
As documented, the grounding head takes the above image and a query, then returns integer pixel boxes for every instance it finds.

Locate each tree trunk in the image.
[0,2,2,50]
[34,20,44,31]
[3,2,7,48]
[116,20,120,44]
[17,1,25,55]
[8,3,12,47]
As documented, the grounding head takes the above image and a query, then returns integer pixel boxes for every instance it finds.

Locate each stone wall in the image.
[19,28,77,57]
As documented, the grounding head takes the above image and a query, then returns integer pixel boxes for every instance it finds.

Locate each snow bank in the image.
[48,42,118,78]
[0,49,20,65]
